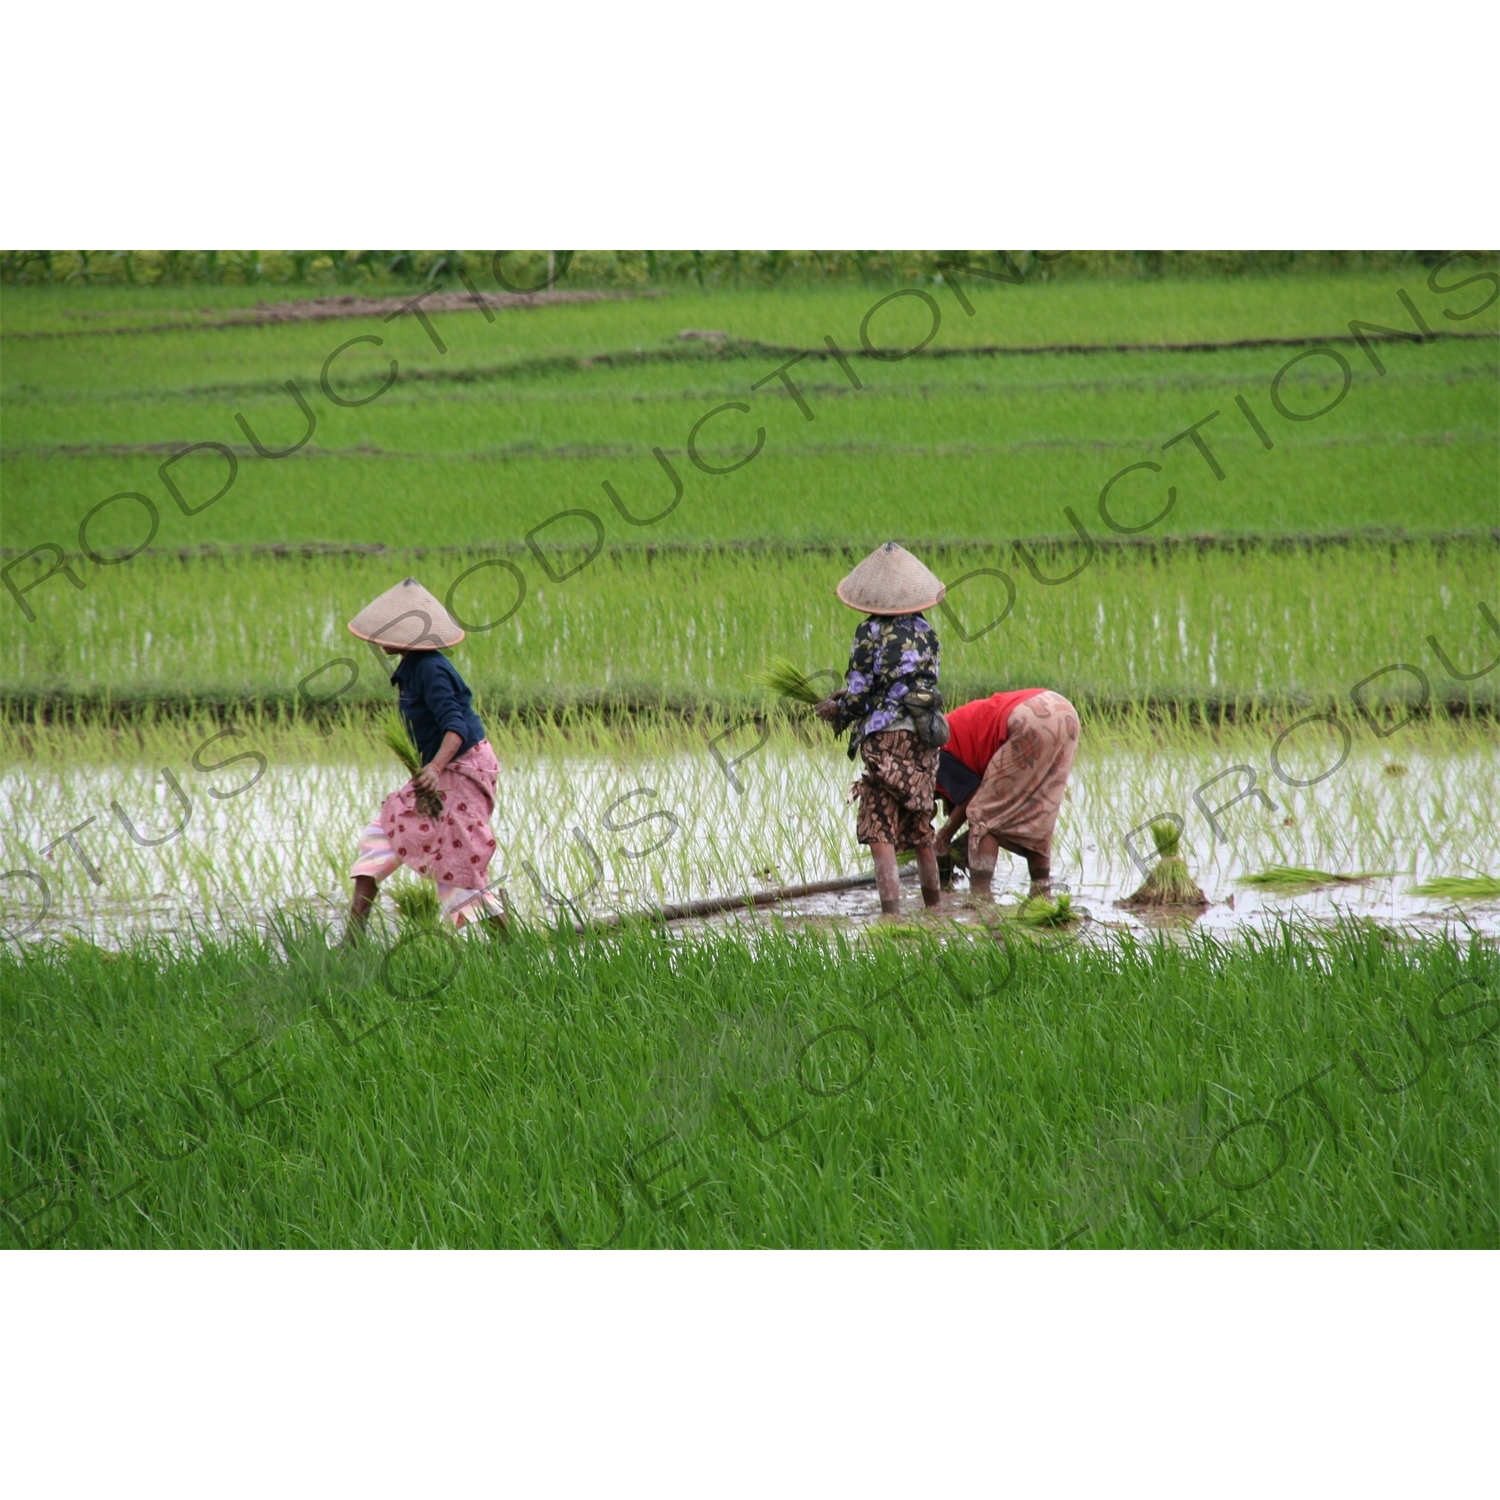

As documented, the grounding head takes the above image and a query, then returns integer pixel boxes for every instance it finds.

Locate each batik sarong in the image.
[962,691,1080,864]
[349,739,506,928]
[852,728,940,851]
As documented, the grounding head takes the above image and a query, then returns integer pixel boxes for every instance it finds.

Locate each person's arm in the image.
[933,801,969,857]
[414,730,463,791]
[817,623,878,726]
[416,656,473,752]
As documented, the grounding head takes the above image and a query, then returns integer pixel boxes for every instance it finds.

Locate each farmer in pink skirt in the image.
[345,578,508,937]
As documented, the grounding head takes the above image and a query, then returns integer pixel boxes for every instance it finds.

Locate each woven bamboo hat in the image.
[348,577,465,649]
[835,542,946,615]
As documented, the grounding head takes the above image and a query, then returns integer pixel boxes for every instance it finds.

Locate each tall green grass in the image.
[2,917,1493,1248]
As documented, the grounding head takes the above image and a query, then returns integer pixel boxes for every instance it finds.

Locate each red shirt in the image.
[944,690,1047,774]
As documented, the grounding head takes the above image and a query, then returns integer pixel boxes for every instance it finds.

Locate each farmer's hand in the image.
[414,731,463,793]
[933,805,966,858]
[814,696,841,722]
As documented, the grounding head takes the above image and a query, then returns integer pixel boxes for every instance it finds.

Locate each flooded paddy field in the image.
[5,715,1496,946]
[4,266,1497,1253]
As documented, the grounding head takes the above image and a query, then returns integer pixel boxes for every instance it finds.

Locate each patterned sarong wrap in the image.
[962,691,1080,871]
[349,739,506,928]
[852,728,940,851]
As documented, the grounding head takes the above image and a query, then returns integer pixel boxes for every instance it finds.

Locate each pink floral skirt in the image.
[350,740,505,927]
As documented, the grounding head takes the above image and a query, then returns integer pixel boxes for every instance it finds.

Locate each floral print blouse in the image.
[831,612,941,755]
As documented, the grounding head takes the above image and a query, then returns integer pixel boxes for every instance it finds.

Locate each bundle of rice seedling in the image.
[1240,866,1380,892]
[745,656,825,706]
[1410,874,1500,900]
[390,882,442,929]
[381,712,444,818]
[949,831,970,870]
[1019,891,1077,927]
[1121,821,1207,908]
[937,830,969,890]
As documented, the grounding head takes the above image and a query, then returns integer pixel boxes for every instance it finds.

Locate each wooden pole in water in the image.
[559,868,921,932]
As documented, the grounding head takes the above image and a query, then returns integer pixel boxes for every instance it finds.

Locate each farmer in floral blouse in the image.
[816,543,946,916]
[344,578,509,938]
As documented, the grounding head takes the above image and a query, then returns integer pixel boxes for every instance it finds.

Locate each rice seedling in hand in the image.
[381,711,444,818]
[1121,820,1207,908]
[1240,866,1382,893]
[1410,874,1500,900]
[746,656,826,707]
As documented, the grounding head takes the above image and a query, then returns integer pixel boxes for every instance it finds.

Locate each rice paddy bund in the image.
[2,262,1497,1249]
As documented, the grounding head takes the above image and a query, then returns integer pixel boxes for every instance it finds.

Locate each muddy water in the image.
[3,740,1497,944]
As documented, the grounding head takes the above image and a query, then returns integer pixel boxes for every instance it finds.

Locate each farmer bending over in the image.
[934,689,1080,897]
[345,578,508,938]
[815,543,946,917]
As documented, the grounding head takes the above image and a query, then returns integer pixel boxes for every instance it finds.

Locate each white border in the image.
[2,1251,1495,1497]
[3,2,1496,246]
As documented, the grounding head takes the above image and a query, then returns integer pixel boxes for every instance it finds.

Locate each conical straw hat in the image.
[348,577,465,649]
[835,542,946,615]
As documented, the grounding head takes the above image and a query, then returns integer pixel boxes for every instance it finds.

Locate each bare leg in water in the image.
[870,842,943,915]
[870,842,901,914]
[914,846,941,909]
[967,833,1050,898]
[349,875,379,937]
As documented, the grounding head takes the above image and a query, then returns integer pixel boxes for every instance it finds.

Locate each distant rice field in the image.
[3,536,1493,712]
[3,337,1494,551]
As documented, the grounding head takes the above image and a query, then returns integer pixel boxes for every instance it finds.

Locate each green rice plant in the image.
[1150,820,1181,858]
[1121,821,1207,908]
[380,711,443,818]
[379,711,422,776]
[746,656,826,707]
[4,539,1493,716]
[1410,874,1500,900]
[1240,866,1382,892]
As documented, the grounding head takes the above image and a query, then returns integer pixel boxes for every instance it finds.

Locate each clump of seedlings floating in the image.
[381,711,444,818]
[1120,820,1207,908]
[1410,874,1500,901]
[1239,866,1383,893]
[1018,891,1079,928]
